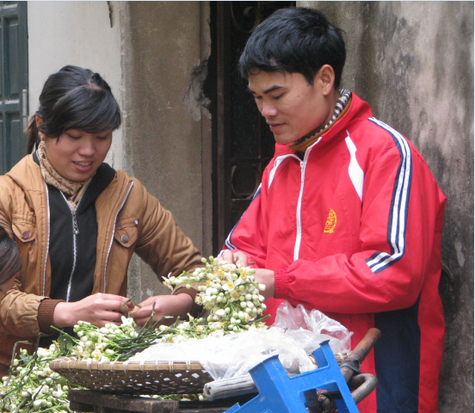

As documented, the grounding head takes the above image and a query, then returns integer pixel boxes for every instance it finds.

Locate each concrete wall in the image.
[119,2,210,299]
[28,1,125,170]
[304,2,474,411]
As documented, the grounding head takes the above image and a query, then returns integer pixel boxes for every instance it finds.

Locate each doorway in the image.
[206,1,294,253]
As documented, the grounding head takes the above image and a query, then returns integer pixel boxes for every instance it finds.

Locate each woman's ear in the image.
[35,116,45,141]
[316,64,336,96]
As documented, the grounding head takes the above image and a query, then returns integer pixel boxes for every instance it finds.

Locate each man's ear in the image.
[316,64,336,96]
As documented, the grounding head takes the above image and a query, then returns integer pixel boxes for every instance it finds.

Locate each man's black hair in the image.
[239,7,346,88]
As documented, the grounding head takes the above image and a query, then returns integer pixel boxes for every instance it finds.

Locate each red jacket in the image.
[224,93,446,412]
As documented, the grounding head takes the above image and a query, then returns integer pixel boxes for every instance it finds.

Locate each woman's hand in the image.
[129,293,194,327]
[53,293,134,328]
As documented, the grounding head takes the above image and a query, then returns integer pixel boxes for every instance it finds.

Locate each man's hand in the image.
[253,269,275,300]
[53,293,134,328]
[220,250,250,265]
[129,293,194,327]
[221,251,275,300]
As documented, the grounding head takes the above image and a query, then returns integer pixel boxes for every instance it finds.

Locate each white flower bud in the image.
[33,399,44,407]
[215,309,226,318]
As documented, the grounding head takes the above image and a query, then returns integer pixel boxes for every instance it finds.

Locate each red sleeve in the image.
[223,168,273,269]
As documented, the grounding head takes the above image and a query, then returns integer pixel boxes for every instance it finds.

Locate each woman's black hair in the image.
[26,65,122,154]
[0,226,21,285]
[238,7,346,88]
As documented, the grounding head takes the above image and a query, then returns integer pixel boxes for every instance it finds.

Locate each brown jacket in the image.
[0,155,202,368]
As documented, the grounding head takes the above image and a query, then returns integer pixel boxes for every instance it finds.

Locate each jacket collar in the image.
[29,152,116,213]
[274,92,373,158]
[6,154,45,192]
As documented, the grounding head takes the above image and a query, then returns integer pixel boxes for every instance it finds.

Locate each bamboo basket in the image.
[49,357,212,395]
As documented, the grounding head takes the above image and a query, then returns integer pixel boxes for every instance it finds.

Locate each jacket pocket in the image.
[114,217,139,248]
[108,218,139,294]
[11,216,39,289]
[11,216,36,244]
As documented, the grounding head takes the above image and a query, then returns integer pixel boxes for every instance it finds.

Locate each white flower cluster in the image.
[72,317,138,362]
[163,256,268,334]
[0,345,72,412]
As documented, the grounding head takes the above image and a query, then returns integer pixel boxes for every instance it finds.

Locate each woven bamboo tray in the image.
[49,357,213,395]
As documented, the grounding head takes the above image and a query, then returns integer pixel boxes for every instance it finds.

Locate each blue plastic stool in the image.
[225,340,359,413]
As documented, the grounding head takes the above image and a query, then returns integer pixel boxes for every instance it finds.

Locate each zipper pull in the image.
[72,210,80,235]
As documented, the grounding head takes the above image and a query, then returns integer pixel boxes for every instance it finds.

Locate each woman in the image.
[0,65,203,376]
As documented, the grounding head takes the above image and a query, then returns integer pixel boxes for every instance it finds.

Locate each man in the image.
[221,7,446,412]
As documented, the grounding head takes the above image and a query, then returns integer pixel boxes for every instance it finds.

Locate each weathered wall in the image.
[120,2,209,299]
[304,1,474,411]
[27,1,125,170]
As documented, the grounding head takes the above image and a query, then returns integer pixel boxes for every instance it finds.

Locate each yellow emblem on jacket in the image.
[323,209,337,233]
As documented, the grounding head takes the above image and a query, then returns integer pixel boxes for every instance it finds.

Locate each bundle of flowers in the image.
[162,256,269,338]
[68,315,159,362]
[0,344,74,412]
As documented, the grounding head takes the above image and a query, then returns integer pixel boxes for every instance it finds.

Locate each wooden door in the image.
[0,1,28,175]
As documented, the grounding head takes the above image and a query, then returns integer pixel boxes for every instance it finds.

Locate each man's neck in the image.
[289,89,352,152]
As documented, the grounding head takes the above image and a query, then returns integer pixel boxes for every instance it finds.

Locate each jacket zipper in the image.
[42,181,51,296]
[102,181,134,292]
[293,140,320,260]
[61,193,81,302]
[294,160,306,260]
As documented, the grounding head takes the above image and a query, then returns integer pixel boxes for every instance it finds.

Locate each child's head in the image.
[0,226,21,291]
[238,7,346,88]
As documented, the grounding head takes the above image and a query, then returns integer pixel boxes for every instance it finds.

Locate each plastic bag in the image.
[130,300,352,381]
[272,301,352,355]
